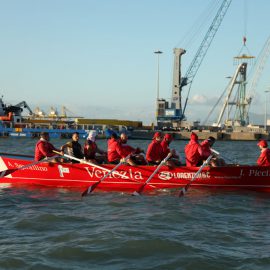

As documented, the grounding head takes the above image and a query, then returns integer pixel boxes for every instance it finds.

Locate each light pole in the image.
[264,90,270,131]
[154,50,163,100]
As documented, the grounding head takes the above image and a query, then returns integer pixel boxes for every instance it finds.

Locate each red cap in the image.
[153,132,162,139]
[190,132,198,141]
[257,140,268,148]
[164,133,173,140]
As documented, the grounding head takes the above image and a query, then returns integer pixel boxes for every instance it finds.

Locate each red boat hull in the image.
[1,157,270,193]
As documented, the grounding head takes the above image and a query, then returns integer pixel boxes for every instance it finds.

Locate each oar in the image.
[53,150,128,179]
[178,153,214,197]
[132,152,172,196]
[0,156,56,178]
[81,155,131,197]
[211,148,237,164]
[0,152,34,159]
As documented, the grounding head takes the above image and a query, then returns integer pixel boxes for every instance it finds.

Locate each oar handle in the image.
[210,148,220,156]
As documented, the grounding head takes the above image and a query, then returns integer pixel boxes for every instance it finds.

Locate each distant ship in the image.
[0,96,88,138]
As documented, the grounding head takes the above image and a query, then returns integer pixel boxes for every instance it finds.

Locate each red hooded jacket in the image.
[200,139,212,160]
[184,133,202,167]
[257,148,270,166]
[34,139,58,161]
[107,138,127,162]
[146,140,163,163]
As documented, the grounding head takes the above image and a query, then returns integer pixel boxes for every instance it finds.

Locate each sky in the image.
[0,0,270,125]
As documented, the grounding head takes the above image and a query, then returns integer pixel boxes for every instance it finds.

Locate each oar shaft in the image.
[53,150,128,179]
[82,154,131,196]
[0,156,55,178]
[0,152,34,158]
[133,152,172,195]
[179,154,213,197]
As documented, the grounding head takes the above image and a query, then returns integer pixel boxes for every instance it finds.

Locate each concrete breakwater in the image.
[131,130,270,141]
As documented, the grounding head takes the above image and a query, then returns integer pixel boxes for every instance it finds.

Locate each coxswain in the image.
[84,130,107,164]
[184,132,203,167]
[60,132,84,163]
[161,133,181,167]
[34,132,61,162]
[120,133,146,165]
[107,132,136,166]
[257,140,270,166]
[146,132,164,165]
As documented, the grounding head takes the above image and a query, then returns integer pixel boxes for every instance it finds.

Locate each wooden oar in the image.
[53,151,128,179]
[132,152,172,196]
[178,154,213,197]
[81,155,131,197]
[0,152,34,159]
[0,156,56,178]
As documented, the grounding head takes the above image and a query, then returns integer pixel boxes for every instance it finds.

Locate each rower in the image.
[161,133,181,167]
[84,130,107,164]
[200,136,225,167]
[34,132,62,162]
[146,132,164,165]
[60,132,84,163]
[119,133,146,165]
[107,132,136,166]
[184,132,203,167]
[257,139,270,166]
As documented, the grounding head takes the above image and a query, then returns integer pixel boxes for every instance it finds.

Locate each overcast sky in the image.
[0,0,269,125]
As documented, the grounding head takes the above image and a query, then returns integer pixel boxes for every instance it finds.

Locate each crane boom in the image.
[181,0,232,119]
[246,36,270,113]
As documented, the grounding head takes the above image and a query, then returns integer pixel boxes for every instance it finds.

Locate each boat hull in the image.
[1,157,270,193]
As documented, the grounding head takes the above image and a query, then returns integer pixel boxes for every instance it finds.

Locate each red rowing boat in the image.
[0,156,270,193]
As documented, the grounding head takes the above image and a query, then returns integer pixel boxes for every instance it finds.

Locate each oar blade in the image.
[0,168,16,178]
[132,191,141,196]
[82,180,101,197]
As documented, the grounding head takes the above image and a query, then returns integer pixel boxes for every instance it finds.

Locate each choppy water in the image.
[0,137,269,270]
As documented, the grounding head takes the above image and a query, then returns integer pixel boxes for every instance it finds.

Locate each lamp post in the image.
[154,50,163,100]
[264,90,270,131]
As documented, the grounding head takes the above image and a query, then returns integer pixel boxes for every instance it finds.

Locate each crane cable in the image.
[175,0,222,49]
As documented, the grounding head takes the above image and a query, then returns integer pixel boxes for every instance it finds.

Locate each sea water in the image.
[0,137,269,270]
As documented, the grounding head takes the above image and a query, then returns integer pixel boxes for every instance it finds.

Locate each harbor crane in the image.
[212,36,270,128]
[157,0,232,127]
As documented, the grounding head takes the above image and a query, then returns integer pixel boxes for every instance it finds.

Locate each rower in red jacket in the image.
[200,136,226,166]
[107,132,136,166]
[200,136,215,160]
[35,132,61,162]
[120,133,146,165]
[146,132,164,165]
[257,140,270,166]
[184,132,203,167]
[161,133,181,167]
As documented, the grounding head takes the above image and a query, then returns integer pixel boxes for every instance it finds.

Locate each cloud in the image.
[190,94,207,104]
